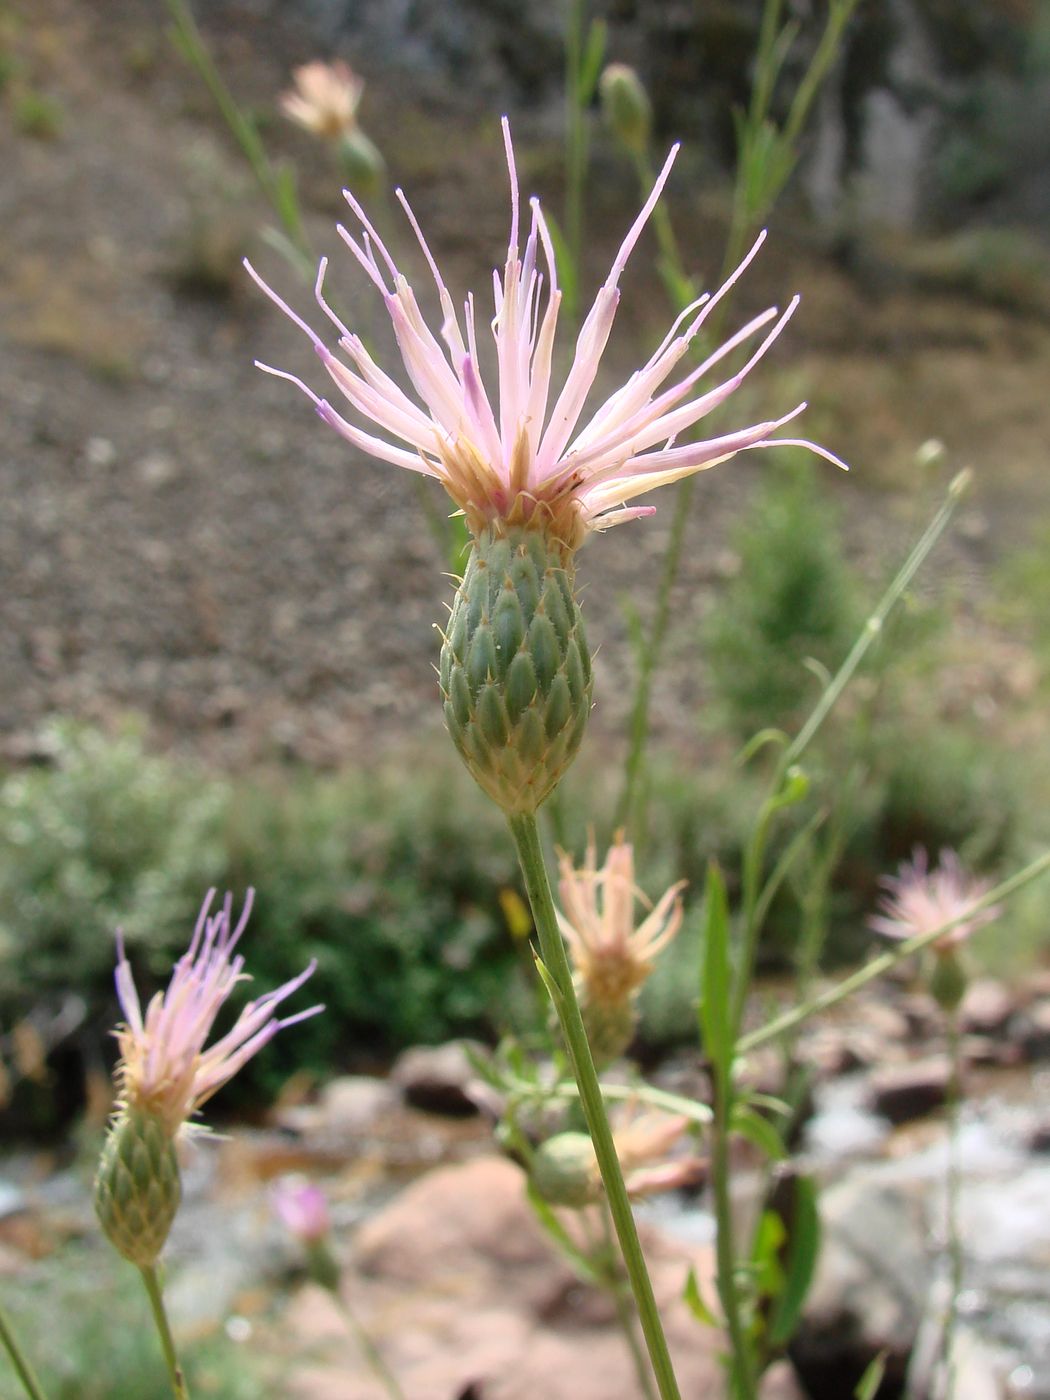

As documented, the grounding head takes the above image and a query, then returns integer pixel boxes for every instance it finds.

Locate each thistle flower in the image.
[247,118,844,813]
[869,848,1000,954]
[557,833,684,1061]
[532,1111,701,1208]
[96,890,321,1267]
[280,60,364,141]
[247,119,844,554]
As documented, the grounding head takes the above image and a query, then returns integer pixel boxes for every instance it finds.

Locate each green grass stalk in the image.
[0,1300,50,1400]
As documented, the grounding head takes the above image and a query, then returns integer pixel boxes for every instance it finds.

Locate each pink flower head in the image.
[246,119,846,553]
[112,889,322,1137]
[869,848,1001,953]
[280,60,364,140]
[557,832,685,1006]
[272,1176,331,1244]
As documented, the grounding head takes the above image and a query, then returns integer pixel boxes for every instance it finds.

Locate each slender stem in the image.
[0,1300,49,1400]
[943,1009,963,1395]
[739,849,1050,1053]
[508,811,682,1400]
[781,470,971,774]
[599,1202,658,1400]
[139,1265,189,1400]
[710,1073,756,1398]
[329,1292,405,1400]
[164,0,312,266]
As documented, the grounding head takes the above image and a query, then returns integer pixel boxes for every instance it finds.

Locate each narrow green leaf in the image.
[854,1351,888,1400]
[768,1176,822,1347]
[699,863,732,1072]
[682,1266,719,1327]
[579,19,608,103]
[731,1105,788,1162]
[734,728,790,766]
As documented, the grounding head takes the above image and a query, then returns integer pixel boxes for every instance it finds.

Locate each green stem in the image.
[139,1265,189,1400]
[738,849,1050,1054]
[944,1009,963,1394]
[711,1074,756,1398]
[508,811,682,1400]
[328,1291,404,1400]
[781,470,971,775]
[0,1300,49,1400]
[599,1202,658,1400]
[164,0,313,272]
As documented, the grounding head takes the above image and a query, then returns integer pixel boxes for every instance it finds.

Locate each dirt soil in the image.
[2,0,1048,771]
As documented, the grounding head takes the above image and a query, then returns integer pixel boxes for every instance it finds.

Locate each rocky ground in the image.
[2,0,1050,774]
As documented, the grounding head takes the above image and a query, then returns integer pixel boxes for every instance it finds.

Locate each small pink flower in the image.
[247,119,845,552]
[280,60,364,141]
[113,889,322,1136]
[869,848,1000,953]
[272,1177,331,1243]
[557,833,684,1006]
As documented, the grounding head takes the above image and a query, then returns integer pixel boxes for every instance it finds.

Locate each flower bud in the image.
[94,1107,181,1268]
[440,526,593,814]
[531,1132,600,1208]
[929,947,968,1013]
[339,129,385,196]
[599,64,652,154]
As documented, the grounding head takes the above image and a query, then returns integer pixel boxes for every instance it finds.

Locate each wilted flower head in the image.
[869,848,1000,954]
[247,118,845,554]
[280,59,364,140]
[113,889,322,1138]
[557,833,684,1007]
[272,1176,331,1244]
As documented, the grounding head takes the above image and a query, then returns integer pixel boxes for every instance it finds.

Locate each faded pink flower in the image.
[113,889,322,1137]
[272,1177,331,1243]
[280,59,363,140]
[616,1110,704,1198]
[557,833,684,1007]
[246,119,845,552]
[869,848,1001,953]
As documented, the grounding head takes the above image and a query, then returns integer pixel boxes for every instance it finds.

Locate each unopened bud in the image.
[599,64,652,154]
[531,1132,600,1208]
[581,993,636,1069]
[339,128,385,195]
[929,947,968,1013]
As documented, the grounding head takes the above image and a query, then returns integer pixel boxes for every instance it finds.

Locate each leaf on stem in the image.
[682,1266,719,1328]
[767,1175,821,1348]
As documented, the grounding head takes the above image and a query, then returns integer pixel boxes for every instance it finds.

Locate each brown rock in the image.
[1012,1000,1050,1062]
[286,1156,724,1399]
[868,1058,951,1124]
[390,1041,487,1117]
[959,979,1017,1036]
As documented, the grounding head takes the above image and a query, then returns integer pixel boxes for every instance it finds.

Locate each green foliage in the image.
[0,721,525,1116]
[0,1245,274,1397]
[705,456,862,739]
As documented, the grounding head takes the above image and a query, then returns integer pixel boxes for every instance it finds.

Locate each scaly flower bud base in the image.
[95,1107,181,1268]
[440,526,593,813]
